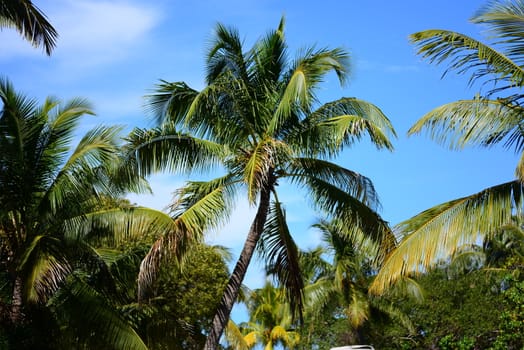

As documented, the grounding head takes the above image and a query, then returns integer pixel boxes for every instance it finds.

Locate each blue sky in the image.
[2,0,519,321]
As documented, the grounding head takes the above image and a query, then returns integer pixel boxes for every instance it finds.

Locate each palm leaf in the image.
[296,176,395,260]
[271,48,350,134]
[473,1,524,61]
[18,235,71,303]
[225,320,253,350]
[50,276,148,350]
[370,180,524,294]
[258,200,304,320]
[410,29,524,93]
[408,97,524,151]
[0,0,58,55]
[289,97,395,157]
[286,158,381,209]
[138,176,239,300]
[126,125,225,176]
[145,80,199,125]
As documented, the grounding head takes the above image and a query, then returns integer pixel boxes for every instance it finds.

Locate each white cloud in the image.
[0,0,161,66]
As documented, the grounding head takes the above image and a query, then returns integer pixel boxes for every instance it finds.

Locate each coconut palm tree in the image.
[0,77,178,348]
[225,282,300,350]
[0,0,58,55]
[128,18,396,349]
[371,0,524,294]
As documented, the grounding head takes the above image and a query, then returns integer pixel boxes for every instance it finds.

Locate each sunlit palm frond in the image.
[370,180,524,294]
[473,0,524,60]
[270,325,299,348]
[0,0,58,55]
[410,29,524,92]
[63,207,177,246]
[345,288,369,328]
[288,97,395,157]
[169,175,240,233]
[225,320,252,350]
[408,97,524,151]
[138,177,238,300]
[302,276,336,317]
[127,125,225,176]
[271,48,350,134]
[42,127,123,214]
[258,200,304,320]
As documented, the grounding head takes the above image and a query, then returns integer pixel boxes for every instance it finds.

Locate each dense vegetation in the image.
[1,0,524,349]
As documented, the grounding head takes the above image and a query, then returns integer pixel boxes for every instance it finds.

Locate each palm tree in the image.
[371,0,524,294]
[225,282,300,350]
[299,219,413,346]
[0,77,177,348]
[128,17,396,349]
[0,0,58,55]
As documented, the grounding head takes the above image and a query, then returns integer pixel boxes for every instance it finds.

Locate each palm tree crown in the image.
[371,0,524,294]
[0,77,177,348]
[128,17,396,349]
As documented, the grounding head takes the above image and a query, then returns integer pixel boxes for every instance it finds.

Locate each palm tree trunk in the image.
[10,276,24,324]
[204,185,272,350]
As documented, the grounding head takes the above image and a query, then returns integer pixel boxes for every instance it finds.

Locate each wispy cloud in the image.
[1,1,161,67]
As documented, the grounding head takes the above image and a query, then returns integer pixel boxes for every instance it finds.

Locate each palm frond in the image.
[18,235,71,303]
[0,0,58,55]
[169,175,239,232]
[252,16,287,91]
[410,29,524,92]
[408,97,524,151]
[225,320,253,350]
[145,80,199,125]
[50,276,148,350]
[206,22,249,84]
[126,125,225,176]
[473,0,524,63]
[345,288,369,328]
[286,158,381,209]
[289,97,395,157]
[63,207,177,246]
[296,176,395,261]
[138,176,239,300]
[243,138,285,203]
[258,200,304,320]
[370,180,524,294]
[270,48,350,134]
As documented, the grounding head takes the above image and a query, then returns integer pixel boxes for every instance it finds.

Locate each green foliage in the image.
[490,276,524,349]
[132,244,230,350]
[376,268,507,349]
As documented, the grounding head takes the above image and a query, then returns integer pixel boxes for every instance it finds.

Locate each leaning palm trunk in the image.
[204,185,272,350]
[130,17,395,350]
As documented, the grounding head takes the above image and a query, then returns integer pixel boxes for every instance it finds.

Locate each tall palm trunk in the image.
[204,185,272,350]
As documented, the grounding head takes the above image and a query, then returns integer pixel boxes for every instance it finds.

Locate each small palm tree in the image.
[225,282,300,350]
[0,0,58,55]
[371,0,524,294]
[128,18,396,349]
[299,219,413,345]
